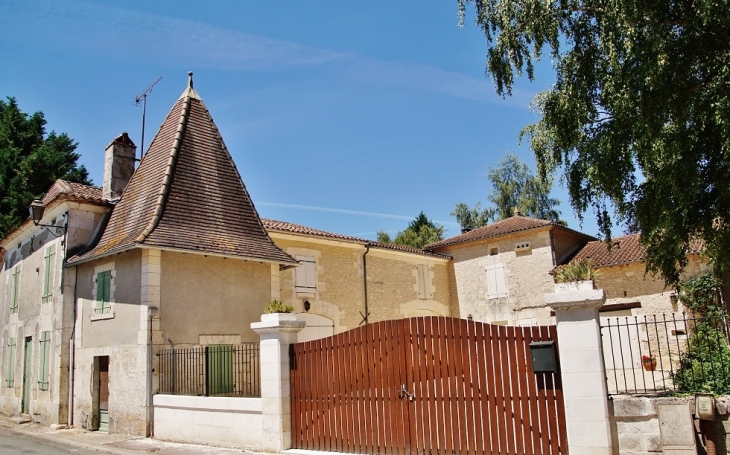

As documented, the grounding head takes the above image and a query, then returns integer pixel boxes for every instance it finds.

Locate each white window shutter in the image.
[486,265,498,299]
[305,261,316,290]
[295,264,307,290]
[486,263,507,299]
[417,265,426,299]
[295,256,316,293]
[495,264,507,297]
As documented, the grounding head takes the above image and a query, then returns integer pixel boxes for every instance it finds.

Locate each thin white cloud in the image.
[257,202,415,221]
[0,0,345,71]
[257,202,460,227]
[1,0,534,107]
[351,59,536,108]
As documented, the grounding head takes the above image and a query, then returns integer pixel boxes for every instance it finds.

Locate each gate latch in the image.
[398,384,415,401]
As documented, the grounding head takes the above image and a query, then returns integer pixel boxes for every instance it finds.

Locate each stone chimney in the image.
[103,132,136,200]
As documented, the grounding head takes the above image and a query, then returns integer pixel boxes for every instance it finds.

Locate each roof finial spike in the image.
[188,71,194,89]
[513,207,520,217]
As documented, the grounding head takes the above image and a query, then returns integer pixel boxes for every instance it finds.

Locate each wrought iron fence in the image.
[600,312,730,395]
[157,343,260,397]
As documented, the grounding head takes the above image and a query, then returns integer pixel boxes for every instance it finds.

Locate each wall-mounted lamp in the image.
[304,300,311,312]
[29,199,67,237]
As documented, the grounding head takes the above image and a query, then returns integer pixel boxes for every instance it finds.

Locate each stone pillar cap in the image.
[545,287,606,311]
[251,313,305,334]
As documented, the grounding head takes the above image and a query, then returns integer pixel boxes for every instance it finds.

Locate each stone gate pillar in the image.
[545,281,613,455]
[251,313,305,453]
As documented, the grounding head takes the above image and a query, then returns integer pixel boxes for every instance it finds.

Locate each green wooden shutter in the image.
[38,332,50,390]
[10,267,19,313]
[42,246,55,303]
[96,271,111,314]
[6,338,15,387]
[208,345,233,395]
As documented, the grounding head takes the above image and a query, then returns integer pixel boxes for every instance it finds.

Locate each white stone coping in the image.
[153,394,262,413]
[90,311,114,321]
[251,313,306,334]
[545,287,606,310]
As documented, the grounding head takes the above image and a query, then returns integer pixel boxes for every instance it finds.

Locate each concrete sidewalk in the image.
[0,414,263,454]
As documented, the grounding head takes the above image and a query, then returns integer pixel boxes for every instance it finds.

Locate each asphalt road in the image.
[0,426,102,455]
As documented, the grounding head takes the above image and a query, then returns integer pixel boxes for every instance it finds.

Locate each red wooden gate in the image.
[290,317,567,455]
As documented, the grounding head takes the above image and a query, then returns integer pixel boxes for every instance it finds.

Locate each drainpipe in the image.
[146,308,157,437]
[361,245,370,325]
[67,266,77,428]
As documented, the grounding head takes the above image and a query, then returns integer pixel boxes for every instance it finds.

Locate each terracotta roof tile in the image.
[263,219,366,243]
[69,76,296,265]
[41,180,106,205]
[262,219,451,259]
[425,216,592,250]
[572,233,703,268]
[1,180,108,247]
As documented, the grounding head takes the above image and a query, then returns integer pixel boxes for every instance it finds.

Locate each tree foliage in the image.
[376,212,446,249]
[0,97,91,238]
[672,272,730,394]
[451,202,494,231]
[452,153,561,230]
[458,0,730,285]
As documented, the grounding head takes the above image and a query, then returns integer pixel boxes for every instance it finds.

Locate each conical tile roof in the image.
[70,73,296,265]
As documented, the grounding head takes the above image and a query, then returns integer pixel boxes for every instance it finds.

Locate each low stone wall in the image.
[611,395,730,454]
[153,395,262,449]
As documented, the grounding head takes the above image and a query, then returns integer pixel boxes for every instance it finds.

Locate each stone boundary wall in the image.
[153,395,262,449]
[611,395,730,454]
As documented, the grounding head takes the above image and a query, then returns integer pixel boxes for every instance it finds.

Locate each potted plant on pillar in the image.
[642,354,657,371]
[552,259,599,292]
[262,299,297,324]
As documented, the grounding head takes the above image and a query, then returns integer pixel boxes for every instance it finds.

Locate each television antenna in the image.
[134,76,162,158]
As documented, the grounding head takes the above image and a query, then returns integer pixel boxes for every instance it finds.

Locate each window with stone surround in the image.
[295,256,316,294]
[42,245,56,304]
[10,265,20,313]
[485,263,508,299]
[416,264,433,300]
[93,262,115,318]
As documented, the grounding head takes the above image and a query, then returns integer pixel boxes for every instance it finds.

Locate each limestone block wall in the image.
[367,249,455,322]
[153,395,262,448]
[159,251,272,344]
[271,235,454,333]
[595,256,708,311]
[445,229,557,325]
[0,220,68,425]
[611,395,730,454]
[73,250,147,435]
[73,344,147,434]
[76,250,142,348]
[274,237,360,332]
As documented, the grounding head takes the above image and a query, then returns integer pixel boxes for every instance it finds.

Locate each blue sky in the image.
[0,0,602,241]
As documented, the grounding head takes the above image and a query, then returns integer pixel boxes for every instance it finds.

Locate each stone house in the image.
[262,219,457,341]
[0,73,460,435]
[61,76,301,435]
[572,233,708,317]
[0,179,110,426]
[424,214,595,325]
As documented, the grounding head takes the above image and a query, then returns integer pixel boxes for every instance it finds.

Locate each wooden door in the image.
[97,356,109,431]
[21,337,32,414]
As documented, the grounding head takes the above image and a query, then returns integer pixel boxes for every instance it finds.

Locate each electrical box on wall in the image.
[529,341,557,373]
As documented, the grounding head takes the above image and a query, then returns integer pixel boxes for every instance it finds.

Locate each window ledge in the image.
[90,312,114,321]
